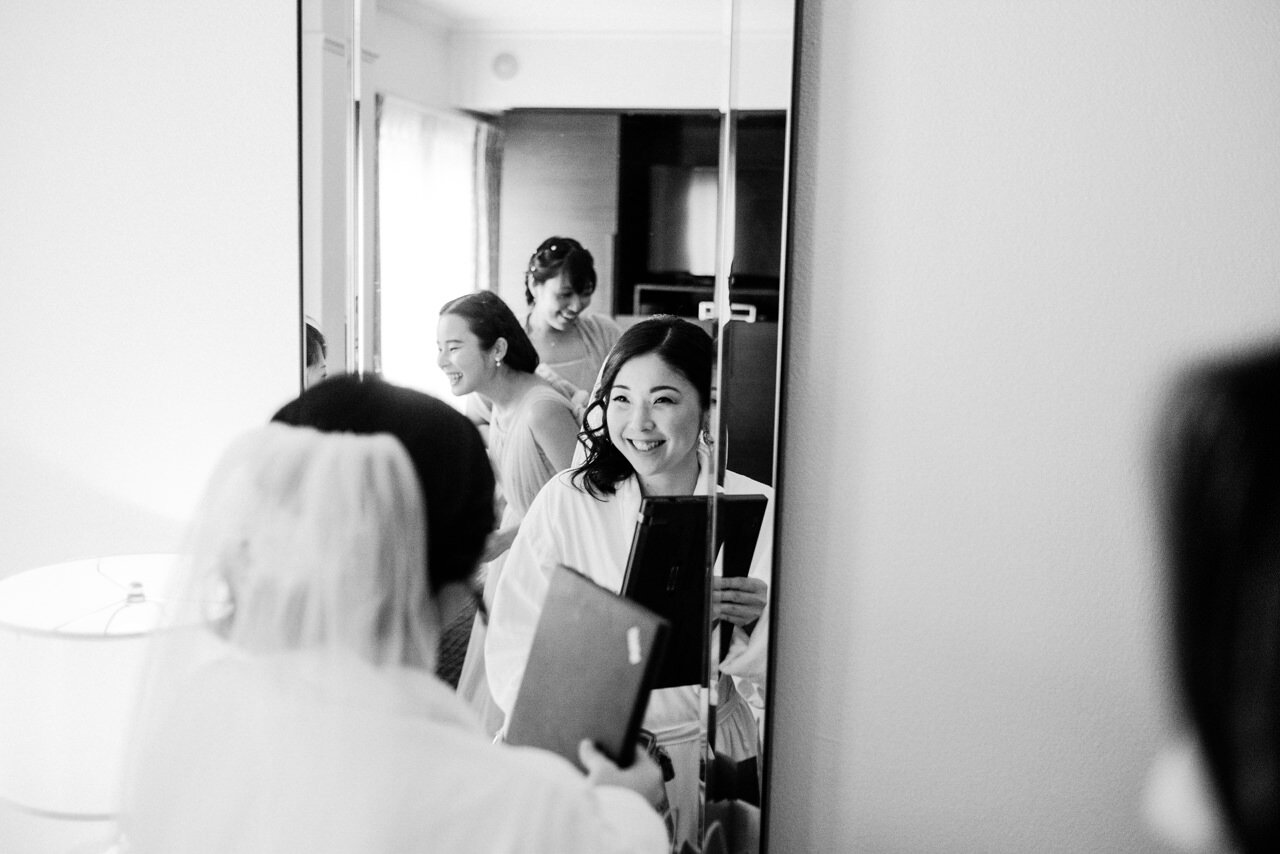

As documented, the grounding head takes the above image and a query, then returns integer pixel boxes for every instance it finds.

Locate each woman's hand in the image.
[711,576,767,627]
[578,740,666,808]
[481,524,519,564]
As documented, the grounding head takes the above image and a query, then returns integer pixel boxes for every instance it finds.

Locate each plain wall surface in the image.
[769,1,1280,851]
[0,0,299,579]
[0,0,298,848]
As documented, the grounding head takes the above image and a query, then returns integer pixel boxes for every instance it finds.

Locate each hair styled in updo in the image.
[572,315,713,499]
[439,290,540,374]
[523,236,597,307]
[271,374,496,594]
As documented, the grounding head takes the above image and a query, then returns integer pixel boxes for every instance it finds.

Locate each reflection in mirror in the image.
[302,1,795,849]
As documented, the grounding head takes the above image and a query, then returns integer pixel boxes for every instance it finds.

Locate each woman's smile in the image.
[606,352,705,494]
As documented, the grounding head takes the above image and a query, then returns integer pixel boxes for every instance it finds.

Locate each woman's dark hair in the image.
[572,315,713,498]
[305,322,327,368]
[1159,341,1280,853]
[523,236,597,307]
[271,374,496,594]
[439,290,539,374]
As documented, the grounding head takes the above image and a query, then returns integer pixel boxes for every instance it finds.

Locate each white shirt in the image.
[121,651,668,854]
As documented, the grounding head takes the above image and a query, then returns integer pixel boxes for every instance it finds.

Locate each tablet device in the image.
[620,494,768,689]
[505,564,670,771]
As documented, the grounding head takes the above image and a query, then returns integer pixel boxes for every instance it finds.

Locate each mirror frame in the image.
[301,3,801,848]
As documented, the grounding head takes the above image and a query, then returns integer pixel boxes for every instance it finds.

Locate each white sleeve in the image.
[718,476,775,693]
[582,787,671,854]
[484,483,562,717]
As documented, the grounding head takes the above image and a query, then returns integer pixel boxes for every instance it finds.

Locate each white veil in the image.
[118,423,444,853]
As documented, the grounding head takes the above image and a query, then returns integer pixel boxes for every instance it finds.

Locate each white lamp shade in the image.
[0,554,181,818]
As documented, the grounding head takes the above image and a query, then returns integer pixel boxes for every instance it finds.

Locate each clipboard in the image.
[505,564,670,770]
[619,494,768,689]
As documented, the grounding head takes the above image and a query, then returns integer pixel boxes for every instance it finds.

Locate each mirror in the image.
[302,0,796,848]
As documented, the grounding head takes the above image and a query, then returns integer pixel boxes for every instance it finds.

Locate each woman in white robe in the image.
[119,378,667,854]
[485,317,772,847]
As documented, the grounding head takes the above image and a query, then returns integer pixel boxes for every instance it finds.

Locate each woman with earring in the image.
[466,237,616,432]
[437,290,579,733]
[485,315,773,848]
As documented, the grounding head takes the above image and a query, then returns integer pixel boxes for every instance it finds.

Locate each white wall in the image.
[770,1,1280,851]
[0,0,298,848]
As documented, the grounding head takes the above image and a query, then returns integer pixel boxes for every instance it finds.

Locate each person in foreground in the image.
[485,316,773,847]
[1144,342,1280,853]
[117,378,668,854]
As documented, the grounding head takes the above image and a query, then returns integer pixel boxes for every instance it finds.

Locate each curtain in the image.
[375,96,499,407]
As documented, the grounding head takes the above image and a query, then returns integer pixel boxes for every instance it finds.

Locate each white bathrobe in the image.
[485,463,773,843]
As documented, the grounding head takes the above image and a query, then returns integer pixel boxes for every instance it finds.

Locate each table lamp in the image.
[0,554,182,820]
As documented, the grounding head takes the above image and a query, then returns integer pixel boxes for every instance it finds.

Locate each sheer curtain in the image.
[376,96,497,408]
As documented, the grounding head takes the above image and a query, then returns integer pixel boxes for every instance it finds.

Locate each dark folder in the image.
[620,494,768,690]
[505,564,669,771]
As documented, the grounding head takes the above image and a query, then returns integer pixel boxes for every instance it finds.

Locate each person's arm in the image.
[534,362,582,401]
[712,576,767,628]
[466,393,493,445]
[529,395,580,474]
[578,741,665,808]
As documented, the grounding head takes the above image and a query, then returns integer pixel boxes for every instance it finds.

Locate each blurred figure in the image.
[1145,342,1280,853]
[304,322,327,388]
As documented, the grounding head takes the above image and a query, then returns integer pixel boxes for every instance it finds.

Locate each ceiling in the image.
[402,0,790,34]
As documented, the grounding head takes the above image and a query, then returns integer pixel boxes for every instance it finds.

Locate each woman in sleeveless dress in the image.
[522,236,621,411]
[438,290,579,734]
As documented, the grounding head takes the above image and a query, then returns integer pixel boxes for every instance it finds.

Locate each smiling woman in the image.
[306,2,797,849]
[485,316,774,850]
[523,236,622,408]
[436,291,580,730]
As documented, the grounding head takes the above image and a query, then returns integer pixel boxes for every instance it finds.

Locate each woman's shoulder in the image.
[579,314,622,344]
[526,381,576,413]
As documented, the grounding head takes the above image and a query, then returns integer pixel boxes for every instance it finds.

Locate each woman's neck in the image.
[483,369,540,411]
[636,455,701,497]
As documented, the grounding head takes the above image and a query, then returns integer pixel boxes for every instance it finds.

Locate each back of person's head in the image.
[439,290,539,374]
[271,374,495,593]
[574,315,713,497]
[523,236,597,306]
[186,423,432,666]
[305,323,327,368]
[1159,341,1280,852]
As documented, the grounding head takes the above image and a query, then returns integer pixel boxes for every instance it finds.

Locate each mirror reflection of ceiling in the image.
[405,0,791,34]
[379,0,794,112]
